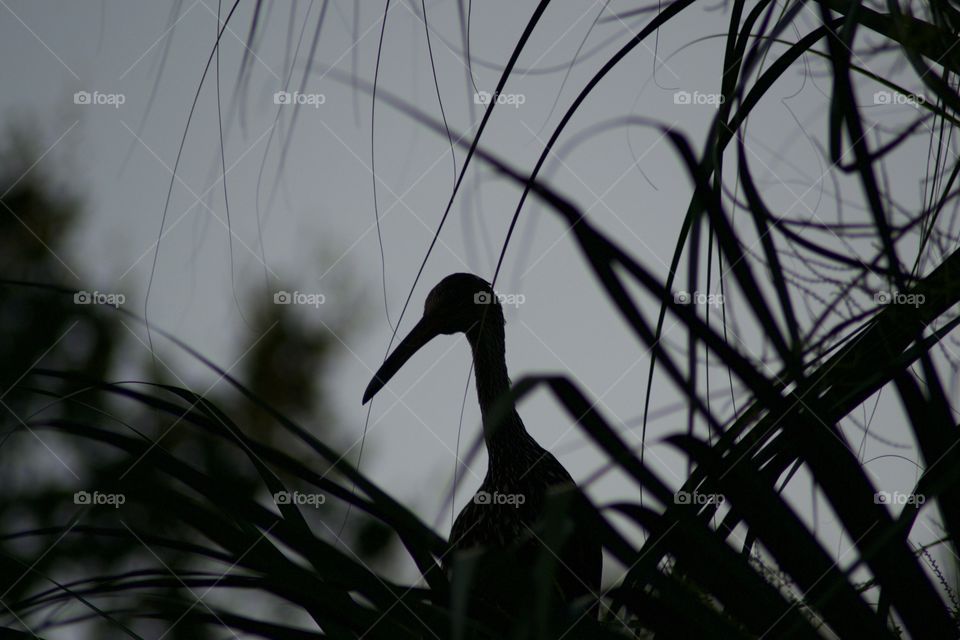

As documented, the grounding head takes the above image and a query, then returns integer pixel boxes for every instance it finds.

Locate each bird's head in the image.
[362,273,503,403]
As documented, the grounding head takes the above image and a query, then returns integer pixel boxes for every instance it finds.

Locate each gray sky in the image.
[1,0,950,587]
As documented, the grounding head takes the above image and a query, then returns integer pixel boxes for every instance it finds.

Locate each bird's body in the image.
[448,434,601,611]
[363,273,601,627]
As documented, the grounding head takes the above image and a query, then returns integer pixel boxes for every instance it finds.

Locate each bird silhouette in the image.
[363,273,601,629]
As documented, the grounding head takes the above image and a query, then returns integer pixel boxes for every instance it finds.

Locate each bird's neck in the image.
[466,319,537,469]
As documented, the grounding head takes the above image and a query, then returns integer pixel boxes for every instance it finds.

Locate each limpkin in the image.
[363,273,601,627]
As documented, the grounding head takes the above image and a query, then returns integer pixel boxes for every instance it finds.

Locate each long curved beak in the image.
[363,315,442,404]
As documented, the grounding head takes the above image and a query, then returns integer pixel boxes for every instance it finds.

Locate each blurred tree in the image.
[0,124,391,638]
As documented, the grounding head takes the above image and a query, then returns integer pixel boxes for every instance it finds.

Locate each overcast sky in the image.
[0,0,948,585]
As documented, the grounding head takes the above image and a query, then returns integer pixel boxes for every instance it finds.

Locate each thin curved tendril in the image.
[144,0,242,371]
